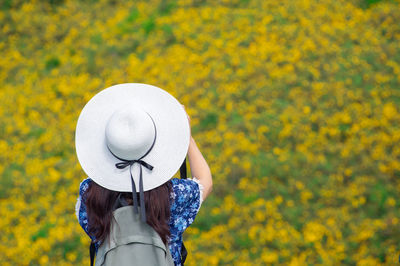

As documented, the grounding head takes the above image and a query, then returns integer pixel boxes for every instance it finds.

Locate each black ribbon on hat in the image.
[107,113,157,223]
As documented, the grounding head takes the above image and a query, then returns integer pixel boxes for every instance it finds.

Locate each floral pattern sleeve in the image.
[168,177,203,266]
[75,178,101,251]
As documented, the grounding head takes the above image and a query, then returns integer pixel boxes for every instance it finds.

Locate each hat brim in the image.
[75,83,190,192]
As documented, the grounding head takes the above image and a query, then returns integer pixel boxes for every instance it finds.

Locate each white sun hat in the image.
[75,83,190,221]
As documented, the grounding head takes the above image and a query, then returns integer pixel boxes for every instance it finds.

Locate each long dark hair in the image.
[86,181,172,245]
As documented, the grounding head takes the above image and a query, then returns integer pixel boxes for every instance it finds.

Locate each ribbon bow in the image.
[115,158,153,222]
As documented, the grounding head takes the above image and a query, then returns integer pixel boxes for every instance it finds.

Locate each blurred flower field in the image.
[1,0,400,265]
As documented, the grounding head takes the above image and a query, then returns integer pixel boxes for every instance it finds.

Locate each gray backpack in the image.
[92,205,174,266]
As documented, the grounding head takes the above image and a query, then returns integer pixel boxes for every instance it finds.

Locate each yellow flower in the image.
[261,251,278,263]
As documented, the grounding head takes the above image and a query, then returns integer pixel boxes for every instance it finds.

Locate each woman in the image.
[74,83,212,266]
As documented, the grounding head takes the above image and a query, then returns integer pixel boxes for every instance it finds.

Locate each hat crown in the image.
[105,105,155,160]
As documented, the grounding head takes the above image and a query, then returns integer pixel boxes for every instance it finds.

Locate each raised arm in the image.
[187,136,213,200]
[182,105,213,200]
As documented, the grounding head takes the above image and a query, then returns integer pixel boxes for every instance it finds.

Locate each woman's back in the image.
[76,177,203,266]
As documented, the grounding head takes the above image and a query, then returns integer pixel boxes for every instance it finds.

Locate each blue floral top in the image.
[75,177,203,266]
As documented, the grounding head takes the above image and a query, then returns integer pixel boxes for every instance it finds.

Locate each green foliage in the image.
[31,222,55,241]
[200,112,218,129]
[45,57,61,71]
[142,17,156,35]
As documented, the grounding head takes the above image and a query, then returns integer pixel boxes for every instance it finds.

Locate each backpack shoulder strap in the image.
[90,241,95,266]
[180,158,188,265]
[181,242,188,264]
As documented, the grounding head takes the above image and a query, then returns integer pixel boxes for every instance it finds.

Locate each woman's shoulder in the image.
[169,178,203,216]
[79,177,92,196]
[169,178,203,202]
[168,178,202,237]
[170,177,199,189]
